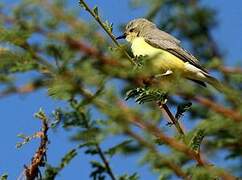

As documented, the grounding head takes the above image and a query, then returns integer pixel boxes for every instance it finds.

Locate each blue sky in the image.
[0,0,242,180]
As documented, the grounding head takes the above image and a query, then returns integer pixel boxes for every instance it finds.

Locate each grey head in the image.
[116,18,156,42]
[116,18,181,45]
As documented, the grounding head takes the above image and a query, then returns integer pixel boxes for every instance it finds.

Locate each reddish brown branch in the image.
[24,118,49,180]
[129,116,236,180]
[80,87,236,180]
[0,80,43,98]
[219,66,242,74]
[193,96,242,122]
[66,37,124,67]
[132,117,206,165]
[125,130,188,179]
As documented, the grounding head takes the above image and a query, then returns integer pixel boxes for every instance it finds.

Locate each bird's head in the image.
[116,18,156,42]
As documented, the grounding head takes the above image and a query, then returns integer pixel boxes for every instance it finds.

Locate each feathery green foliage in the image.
[0,0,242,179]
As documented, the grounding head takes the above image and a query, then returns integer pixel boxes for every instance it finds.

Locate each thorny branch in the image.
[23,115,49,180]
[77,88,236,179]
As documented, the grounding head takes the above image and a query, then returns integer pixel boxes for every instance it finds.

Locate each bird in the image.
[116,18,222,92]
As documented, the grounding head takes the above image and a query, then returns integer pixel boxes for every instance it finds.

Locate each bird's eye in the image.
[130,28,135,32]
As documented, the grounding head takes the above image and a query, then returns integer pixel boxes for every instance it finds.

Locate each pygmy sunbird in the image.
[116,18,222,91]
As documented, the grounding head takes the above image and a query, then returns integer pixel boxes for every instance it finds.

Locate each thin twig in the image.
[79,0,137,65]
[70,100,116,180]
[95,145,116,180]
[157,102,185,136]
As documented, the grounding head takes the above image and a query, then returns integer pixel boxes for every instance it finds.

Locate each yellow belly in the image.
[131,37,185,72]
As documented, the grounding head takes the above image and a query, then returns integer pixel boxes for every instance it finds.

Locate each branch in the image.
[0,79,44,98]
[23,113,49,180]
[77,87,236,179]
[125,129,188,179]
[157,102,185,136]
[95,145,116,180]
[65,37,123,67]
[219,66,242,74]
[131,117,206,165]
[79,0,137,65]
[128,116,236,180]
[193,96,242,122]
[70,100,116,180]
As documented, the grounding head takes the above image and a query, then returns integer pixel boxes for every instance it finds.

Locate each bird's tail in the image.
[203,74,224,92]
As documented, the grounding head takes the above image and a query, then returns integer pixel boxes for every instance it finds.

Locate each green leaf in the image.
[90,161,106,180]
[175,102,192,120]
[16,133,37,148]
[189,129,205,153]
[125,88,167,104]
[48,77,75,100]
[0,27,30,46]
[34,108,48,120]
[43,164,59,180]
[43,149,77,179]
[71,128,100,142]
[93,6,99,16]
[0,50,37,73]
[104,20,113,33]
[59,149,77,169]
[105,140,133,157]
[85,147,98,155]
[0,173,8,180]
[186,166,217,180]
[118,173,139,180]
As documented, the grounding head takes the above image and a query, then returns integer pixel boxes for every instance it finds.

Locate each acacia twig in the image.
[157,102,185,136]
[95,145,116,180]
[70,100,116,180]
[79,0,137,66]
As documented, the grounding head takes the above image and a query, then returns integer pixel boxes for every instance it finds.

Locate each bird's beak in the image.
[116,33,126,40]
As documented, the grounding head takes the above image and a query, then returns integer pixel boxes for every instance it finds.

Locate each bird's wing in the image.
[144,29,208,73]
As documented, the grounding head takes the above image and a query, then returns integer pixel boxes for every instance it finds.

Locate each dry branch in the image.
[23,117,49,180]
